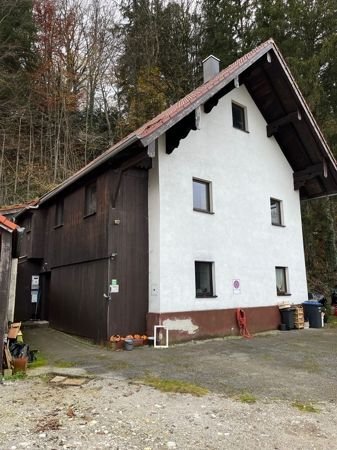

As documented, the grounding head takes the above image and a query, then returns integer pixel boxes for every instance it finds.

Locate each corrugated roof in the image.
[0,215,19,232]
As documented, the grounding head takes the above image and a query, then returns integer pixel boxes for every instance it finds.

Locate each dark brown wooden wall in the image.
[45,171,111,268]
[0,231,11,303]
[0,230,12,373]
[16,165,149,341]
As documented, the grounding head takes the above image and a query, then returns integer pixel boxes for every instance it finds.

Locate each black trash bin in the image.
[279,307,295,330]
[302,301,323,328]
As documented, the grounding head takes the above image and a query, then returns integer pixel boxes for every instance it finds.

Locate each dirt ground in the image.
[1,326,337,449]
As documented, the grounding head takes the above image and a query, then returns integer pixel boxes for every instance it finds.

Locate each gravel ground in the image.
[1,326,337,449]
[0,375,336,450]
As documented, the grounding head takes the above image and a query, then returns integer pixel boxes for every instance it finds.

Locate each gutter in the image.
[14,204,39,220]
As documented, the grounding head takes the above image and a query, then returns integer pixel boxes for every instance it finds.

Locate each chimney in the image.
[202,55,220,83]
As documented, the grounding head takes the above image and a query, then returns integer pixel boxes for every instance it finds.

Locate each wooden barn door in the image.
[107,168,149,337]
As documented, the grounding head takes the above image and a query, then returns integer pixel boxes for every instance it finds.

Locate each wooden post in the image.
[0,231,12,375]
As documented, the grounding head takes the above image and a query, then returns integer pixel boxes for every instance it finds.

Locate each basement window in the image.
[232,102,247,131]
[195,261,215,298]
[270,198,283,226]
[55,199,64,227]
[276,267,290,296]
[84,181,97,217]
[193,178,212,213]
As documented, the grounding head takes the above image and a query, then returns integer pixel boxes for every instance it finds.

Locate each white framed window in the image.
[232,101,248,131]
[193,178,213,213]
[276,267,290,296]
[270,198,284,226]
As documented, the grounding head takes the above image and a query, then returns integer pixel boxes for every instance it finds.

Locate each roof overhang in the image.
[18,39,337,208]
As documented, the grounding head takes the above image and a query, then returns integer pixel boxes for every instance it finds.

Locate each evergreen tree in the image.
[116,0,201,134]
[201,0,255,67]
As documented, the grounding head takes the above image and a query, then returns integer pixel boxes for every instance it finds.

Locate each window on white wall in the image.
[195,261,215,297]
[232,102,247,131]
[193,178,212,213]
[270,198,283,226]
[275,267,290,295]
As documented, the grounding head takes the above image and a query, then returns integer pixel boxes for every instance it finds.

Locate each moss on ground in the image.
[29,354,48,369]
[141,376,208,396]
[292,401,320,413]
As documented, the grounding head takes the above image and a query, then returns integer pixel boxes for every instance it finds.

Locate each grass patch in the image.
[327,315,337,328]
[29,354,48,369]
[292,401,320,413]
[141,376,208,397]
[3,372,27,381]
[54,360,75,368]
[108,361,130,370]
[238,392,257,404]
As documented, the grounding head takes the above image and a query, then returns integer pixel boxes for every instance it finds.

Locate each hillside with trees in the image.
[0,0,336,292]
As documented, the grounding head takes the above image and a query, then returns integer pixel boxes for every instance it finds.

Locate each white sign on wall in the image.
[31,275,39,289]
[110,284,119,294]
[232,279,241,295]
[31,291,38,303]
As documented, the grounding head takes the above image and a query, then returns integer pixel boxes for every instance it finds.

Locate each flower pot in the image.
[13,357,28,374]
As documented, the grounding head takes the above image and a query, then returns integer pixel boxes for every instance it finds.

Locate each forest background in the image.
[0,0,336,294]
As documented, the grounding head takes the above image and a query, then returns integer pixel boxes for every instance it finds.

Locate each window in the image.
[193,178,212,213]
[195,261,214,297]
[232,102,247,131]
[270,198,283,226]
[55,199,64,227]
[25,214,32,233]
[84,182,97,216]
[276,267,289,295]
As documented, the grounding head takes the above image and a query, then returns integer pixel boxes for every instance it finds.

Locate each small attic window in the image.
[55,199,64,227]
[84,181,97,217]
[232,102,247,131]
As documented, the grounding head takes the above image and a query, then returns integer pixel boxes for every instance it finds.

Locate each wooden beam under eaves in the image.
[267,110,302,137]
[293,161,327,190]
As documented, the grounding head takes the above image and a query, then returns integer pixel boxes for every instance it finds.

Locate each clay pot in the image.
[13,357,28,374]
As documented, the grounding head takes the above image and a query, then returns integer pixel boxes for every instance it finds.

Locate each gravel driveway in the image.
[0,326,336,449]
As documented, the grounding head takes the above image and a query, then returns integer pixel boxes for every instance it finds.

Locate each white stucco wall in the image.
[148,85,308,313]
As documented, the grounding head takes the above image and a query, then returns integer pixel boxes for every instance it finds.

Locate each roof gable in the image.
[36,38,337,205]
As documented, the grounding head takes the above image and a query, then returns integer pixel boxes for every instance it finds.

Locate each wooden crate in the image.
[294,306,304,329]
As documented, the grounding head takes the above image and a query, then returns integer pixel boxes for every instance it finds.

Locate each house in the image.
[0,215,20,371]
[13,39,337,342]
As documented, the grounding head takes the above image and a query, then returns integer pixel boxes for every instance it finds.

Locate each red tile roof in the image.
[37,37,336,204]
[0,215,19,232]
[39,39,275,204]
[0,200,37,215]
[134,39,274,141]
